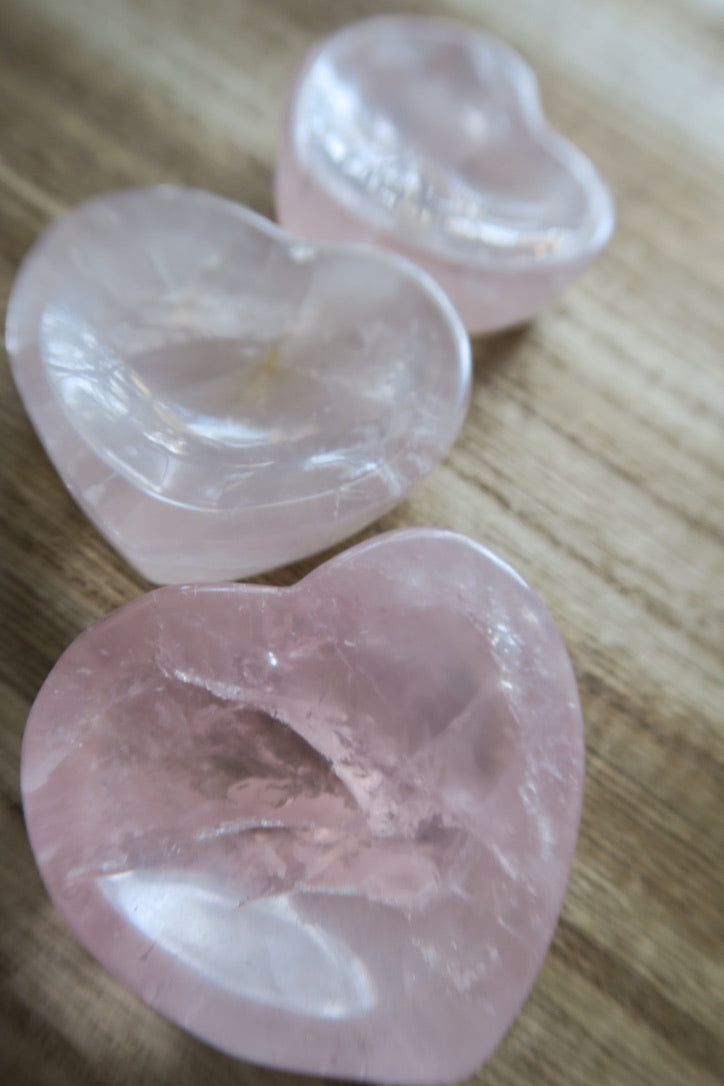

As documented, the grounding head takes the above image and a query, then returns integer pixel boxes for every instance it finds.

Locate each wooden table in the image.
[1,2,722,1084]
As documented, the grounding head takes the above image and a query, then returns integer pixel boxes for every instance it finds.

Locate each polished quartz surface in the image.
[22,530,585,1083]
[6,186,470,581]
[277,16,615,332]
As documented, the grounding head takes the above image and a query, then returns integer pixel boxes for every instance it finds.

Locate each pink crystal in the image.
[22,529,584,1083]
[5,186,470,583]
[276,15,615,333]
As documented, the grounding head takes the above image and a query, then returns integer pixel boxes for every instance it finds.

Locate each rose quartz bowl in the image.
[21,529,585,1084]
[5,186,470,584]
[276,15,615,333]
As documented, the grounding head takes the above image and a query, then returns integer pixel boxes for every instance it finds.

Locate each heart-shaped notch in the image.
[6,186,470,583]
[22,529,584,1083]
[276,15,615,333]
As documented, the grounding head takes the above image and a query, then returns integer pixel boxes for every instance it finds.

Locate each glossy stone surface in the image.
[5,186,470,583]
[22,529,584,1084]
[276,15,615,333]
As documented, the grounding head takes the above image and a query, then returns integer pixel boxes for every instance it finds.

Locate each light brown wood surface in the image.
[1,1,722,1084]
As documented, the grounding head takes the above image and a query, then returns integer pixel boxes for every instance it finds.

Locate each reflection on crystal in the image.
[7,186,470,582]
[100,873,376,1019]
[276,15,614,332]
[21,530,585,1082]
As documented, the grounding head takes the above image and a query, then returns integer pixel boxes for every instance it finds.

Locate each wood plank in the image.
[1,2,722,1085]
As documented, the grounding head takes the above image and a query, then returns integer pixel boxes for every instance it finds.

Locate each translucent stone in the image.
[276,15,615,333]
[5,186,470,583]
[21,529,585,1083]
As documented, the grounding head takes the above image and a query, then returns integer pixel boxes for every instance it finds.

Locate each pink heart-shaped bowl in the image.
[5,186,470,583]
[276,15,615,333]
[22,529,584,1083]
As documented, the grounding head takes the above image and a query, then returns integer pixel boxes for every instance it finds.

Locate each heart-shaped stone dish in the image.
[276,15,615,333]
[22,529,584,1084]
[5,186,470,583]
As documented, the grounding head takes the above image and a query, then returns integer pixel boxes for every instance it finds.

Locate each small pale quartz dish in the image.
[276,15,615,334]
[5,186,470,583]
[21,529,585,1084]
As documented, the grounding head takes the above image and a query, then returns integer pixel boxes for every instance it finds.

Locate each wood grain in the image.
[1,1,722,1084]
